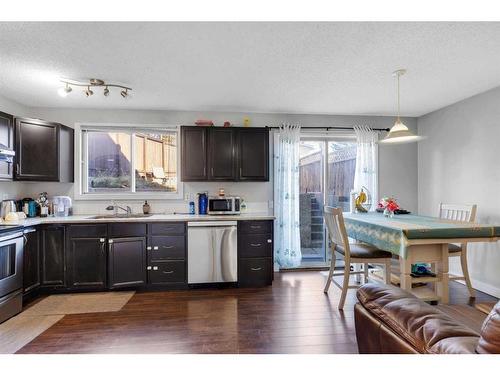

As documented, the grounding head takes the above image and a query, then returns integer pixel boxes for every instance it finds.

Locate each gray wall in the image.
[418,86,500,297]
[11,106,417,214]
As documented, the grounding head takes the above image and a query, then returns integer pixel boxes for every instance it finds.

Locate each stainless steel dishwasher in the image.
[187,221,237,284]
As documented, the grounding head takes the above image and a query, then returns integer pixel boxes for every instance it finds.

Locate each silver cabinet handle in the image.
[162,270,174,274]
[147,246,152,250]
[250,225,261,229]
[153,246,159,250]
[23,228,36,234]
[100,238,106,243]
[251,267,262,271]
[147,266,152,270]
[267,239,272,243]
[153,266,158,270]
[162,245,174,249]
[250,243,262,247]
[108,239,113,244]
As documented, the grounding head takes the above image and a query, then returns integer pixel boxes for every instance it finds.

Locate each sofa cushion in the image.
[476,301,500,354]
[357,283,479,353]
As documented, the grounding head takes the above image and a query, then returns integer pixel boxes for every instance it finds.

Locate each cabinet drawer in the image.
[148,236,185,260]
[149,222,185,235]
[148,261,186,285]
[239,234,273,258]
[238,257,272,287]
[109,223,147,237]
[67,224,107,238]
[238,220,273,234]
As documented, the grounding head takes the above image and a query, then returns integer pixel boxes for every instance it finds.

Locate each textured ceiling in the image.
[1,22,500,116]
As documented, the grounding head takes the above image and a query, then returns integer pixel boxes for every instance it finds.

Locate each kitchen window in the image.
[77,124,181,199]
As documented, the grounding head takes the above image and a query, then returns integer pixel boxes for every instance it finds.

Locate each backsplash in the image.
[0,180,273,215]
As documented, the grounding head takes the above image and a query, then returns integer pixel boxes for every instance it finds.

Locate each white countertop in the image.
[8,213,275,227]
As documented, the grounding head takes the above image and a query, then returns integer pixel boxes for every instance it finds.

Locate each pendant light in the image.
[380,69,422,144]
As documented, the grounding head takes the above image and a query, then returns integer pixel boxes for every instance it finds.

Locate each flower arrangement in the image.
[377,197,400,217]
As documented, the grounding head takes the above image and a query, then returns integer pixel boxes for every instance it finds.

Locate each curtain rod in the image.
[265,126,390,132]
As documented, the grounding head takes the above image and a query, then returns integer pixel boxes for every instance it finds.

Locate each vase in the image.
[383,208,394,218]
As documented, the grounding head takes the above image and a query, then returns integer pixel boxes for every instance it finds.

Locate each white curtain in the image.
[273,124,301,269]
[353,126,378,211]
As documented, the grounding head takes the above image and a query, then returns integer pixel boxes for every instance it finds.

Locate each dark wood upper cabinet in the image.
[237,128,269,181]
[181,126,269,182]
[208,127,236,180]
[23,227,40,295]
[0,111,14,180]
[40,225,66,288]
[181,126,208,181]
[14,117,74,182]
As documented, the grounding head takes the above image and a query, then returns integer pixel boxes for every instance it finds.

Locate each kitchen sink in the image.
[88,213,154,219]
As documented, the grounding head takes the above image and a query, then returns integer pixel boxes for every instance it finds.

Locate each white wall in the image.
[418,86,500,297]
[0,96,418,215]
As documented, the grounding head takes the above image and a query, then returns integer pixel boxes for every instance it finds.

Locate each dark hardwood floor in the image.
[16,271,498,354]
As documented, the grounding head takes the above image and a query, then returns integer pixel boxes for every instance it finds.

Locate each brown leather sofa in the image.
[354,283,500,354]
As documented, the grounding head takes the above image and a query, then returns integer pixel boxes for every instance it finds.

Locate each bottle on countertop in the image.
[189,201,195,215]
[143,200,150,215]
[198,192,208,215]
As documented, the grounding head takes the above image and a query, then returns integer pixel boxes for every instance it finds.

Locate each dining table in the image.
[343,212,500,304]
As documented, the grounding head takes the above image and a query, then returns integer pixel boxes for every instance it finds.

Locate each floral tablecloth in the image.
[343,212,499,258]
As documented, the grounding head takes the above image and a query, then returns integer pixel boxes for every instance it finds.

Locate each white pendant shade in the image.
[380,119,422,144]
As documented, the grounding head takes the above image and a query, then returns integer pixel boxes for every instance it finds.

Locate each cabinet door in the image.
[23,228,40,294]
[108,237,147,289]
[208,128,236,180]
[15,118,59,181]
[0,111,14,180]
[237,128,269,181]
[67,237,107,289]
[41,225,66,287]
[181,126,207,181]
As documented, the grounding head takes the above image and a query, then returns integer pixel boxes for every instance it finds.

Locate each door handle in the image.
[161,245,174,249]
[162,270,174,274]
[250,243,262,247]
[251,267,262,271]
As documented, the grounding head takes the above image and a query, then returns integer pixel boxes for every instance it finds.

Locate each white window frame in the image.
[75,123,183,200]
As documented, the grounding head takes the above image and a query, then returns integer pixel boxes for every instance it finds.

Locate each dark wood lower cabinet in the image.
[23,227,40,295]
[238,220,274,287]
[108,237,147,289]
[40,225,66,288]
[67,237,107,289]
[24,220,272,296]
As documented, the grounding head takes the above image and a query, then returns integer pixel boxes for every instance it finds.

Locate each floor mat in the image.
[0,291,135,354]
[22,291,135,316]
[0,313,63,354]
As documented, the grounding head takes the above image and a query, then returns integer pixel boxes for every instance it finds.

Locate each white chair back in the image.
[439,203,477,223]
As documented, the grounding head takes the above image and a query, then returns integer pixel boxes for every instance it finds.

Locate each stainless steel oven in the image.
[0,229,23,323]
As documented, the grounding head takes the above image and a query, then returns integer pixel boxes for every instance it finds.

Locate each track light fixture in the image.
[57,78,132,99]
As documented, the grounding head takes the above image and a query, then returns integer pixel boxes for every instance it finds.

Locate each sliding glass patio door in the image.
[298,136,357,267]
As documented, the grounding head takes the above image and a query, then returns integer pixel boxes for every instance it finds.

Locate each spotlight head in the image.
[85,86,94,97]
[103,86,110,96]
[121,89,128,98]
[57,83,72,97]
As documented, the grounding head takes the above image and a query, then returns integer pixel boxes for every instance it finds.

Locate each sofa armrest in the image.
[356,283,479,354]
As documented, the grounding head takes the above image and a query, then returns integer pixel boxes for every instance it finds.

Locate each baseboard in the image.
[454,278,500,299]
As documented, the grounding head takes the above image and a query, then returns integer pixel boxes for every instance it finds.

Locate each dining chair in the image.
[323,206,392,309]
[438,203,477,297]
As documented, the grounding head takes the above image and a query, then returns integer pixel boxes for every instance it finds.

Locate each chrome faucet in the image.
[106,202,132,216]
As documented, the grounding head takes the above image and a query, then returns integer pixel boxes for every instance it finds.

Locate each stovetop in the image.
[0,224,23,235]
